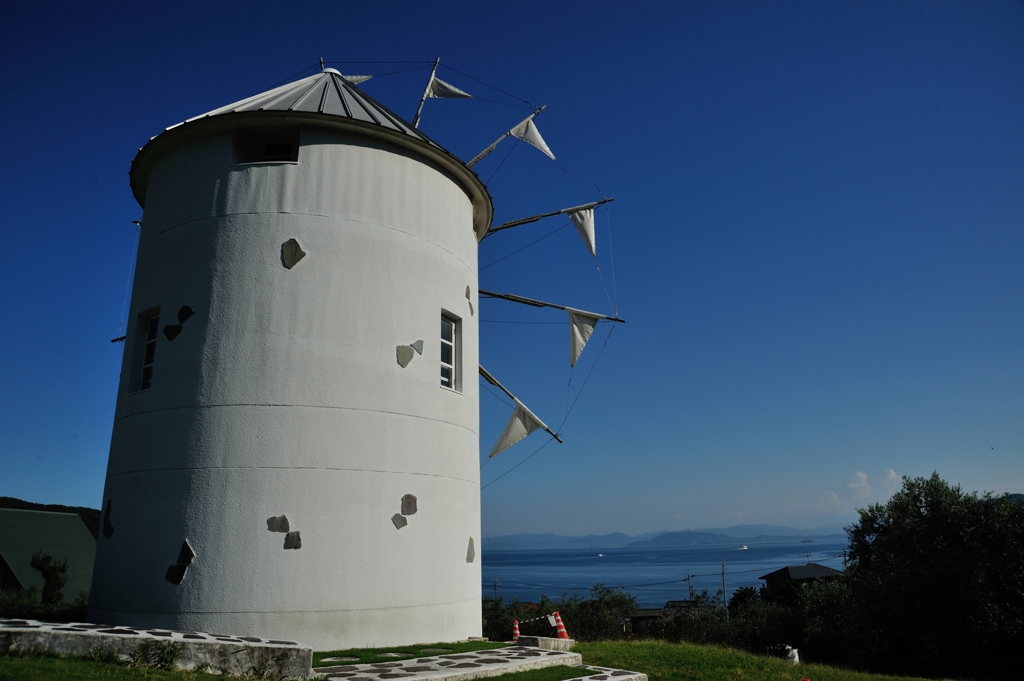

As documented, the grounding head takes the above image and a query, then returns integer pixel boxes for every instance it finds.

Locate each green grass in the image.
[3,639,951,681]
[574,641,943,681]
[313,640,509,667]
[0,655,222,681]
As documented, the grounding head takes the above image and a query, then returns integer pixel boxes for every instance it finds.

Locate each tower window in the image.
[128,309,160,393]
[441,314,459,391]
[233,127,300,164]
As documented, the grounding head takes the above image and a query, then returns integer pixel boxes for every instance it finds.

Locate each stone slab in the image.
[0,618,313,678]
[514,636,575,651]
[315,645,582,681]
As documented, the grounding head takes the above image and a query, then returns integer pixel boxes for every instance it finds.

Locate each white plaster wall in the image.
[90,127,482,650]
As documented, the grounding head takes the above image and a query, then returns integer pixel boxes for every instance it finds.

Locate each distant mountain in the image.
[694,523,849,537]
[624,531,735,547]
[484,524,848,550]
[483,533,658,551]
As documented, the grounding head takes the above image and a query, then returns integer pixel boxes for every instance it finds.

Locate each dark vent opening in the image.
[234,128,299,164]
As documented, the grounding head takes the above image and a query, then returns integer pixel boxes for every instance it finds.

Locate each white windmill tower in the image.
[90,68,491,649]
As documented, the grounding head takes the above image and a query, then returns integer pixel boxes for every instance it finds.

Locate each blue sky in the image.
[1,1,1021,537]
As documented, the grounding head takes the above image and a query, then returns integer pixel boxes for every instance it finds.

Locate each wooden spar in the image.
[479,290,625,324]
[466,105,546,168]
[478,366,563,444]
[412,57,441,129]
[482,198,615,239]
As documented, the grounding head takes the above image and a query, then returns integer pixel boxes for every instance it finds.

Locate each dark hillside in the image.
[0,496,100,540]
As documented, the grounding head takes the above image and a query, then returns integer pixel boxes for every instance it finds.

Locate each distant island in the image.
[482,523,848,551]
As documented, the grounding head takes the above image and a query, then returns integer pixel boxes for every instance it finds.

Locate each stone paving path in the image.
[314,646,647,681]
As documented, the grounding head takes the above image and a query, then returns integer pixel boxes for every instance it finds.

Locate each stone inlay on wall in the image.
[401,494,417,516]
[284,531,302,549]
[163,305,196,341]
[391,514,407,530]
[267,515,290,532]
[0,618,312,678]
[281,238,306,269]
[102,499,114,539]
[466,537,475,563]
[396,340,424,368]
[396,345,415,368]
[164,539,195,585]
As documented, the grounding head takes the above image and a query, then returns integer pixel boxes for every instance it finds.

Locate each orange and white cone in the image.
[553,611,570,639]
[512,619,520,641]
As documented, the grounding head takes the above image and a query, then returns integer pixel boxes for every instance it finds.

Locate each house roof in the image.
[759,563,843,582]
[632,608,664,618]
[0,508,96,596]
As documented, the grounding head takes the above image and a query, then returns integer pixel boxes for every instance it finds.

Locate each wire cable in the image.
[267,62,321,89]
[605,204,619,315]
[486,138,520,184]
[117,223,141,337]
[439,65,536,107]
[480,222,571,270]
[481,439,554,490]
[541,111,605,197]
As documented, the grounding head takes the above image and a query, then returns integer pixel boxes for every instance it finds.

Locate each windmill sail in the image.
[427,76,472,99]
[509,116,555,160]
[467,106,548,167]
[567,308,601,366]
[489,399,551,458]
[568,207,596,256]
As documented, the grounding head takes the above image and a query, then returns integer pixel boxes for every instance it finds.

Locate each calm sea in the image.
[481,538,848,607]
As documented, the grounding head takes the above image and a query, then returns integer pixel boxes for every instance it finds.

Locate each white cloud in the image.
[815,489,847,514]
[846,471,872,498]
[884,468,900,485]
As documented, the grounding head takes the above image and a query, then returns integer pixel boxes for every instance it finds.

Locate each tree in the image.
[29,552,68,605]
[728,585,759,611]
[846,472,1024,679]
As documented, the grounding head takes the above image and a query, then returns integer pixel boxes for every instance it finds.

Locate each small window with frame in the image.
[128,308,160,393]
[233,127,300,164]
[440,314,460,392]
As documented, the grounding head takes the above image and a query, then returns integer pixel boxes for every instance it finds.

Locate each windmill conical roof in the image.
[130,68,493,237]
[179,69,441,149]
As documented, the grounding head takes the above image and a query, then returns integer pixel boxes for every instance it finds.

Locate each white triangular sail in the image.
[509,116,555,160]
[567,308,600,366]
[488,399,549,458]
[568,208,596,256]
[427,76,473,99]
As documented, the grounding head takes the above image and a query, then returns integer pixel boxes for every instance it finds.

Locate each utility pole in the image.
[686,571,693,601]
[494,579,498,600]
[721,559,728,621]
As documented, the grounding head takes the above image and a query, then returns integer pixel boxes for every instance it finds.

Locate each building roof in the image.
[0,508,96,597]
[129,68,494,239]
[759,563,843,582]
[179,69,442,150]
[632,608,664,618]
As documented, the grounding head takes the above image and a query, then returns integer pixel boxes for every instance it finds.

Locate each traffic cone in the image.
[553,611,570,639]
[512,619,520,641]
